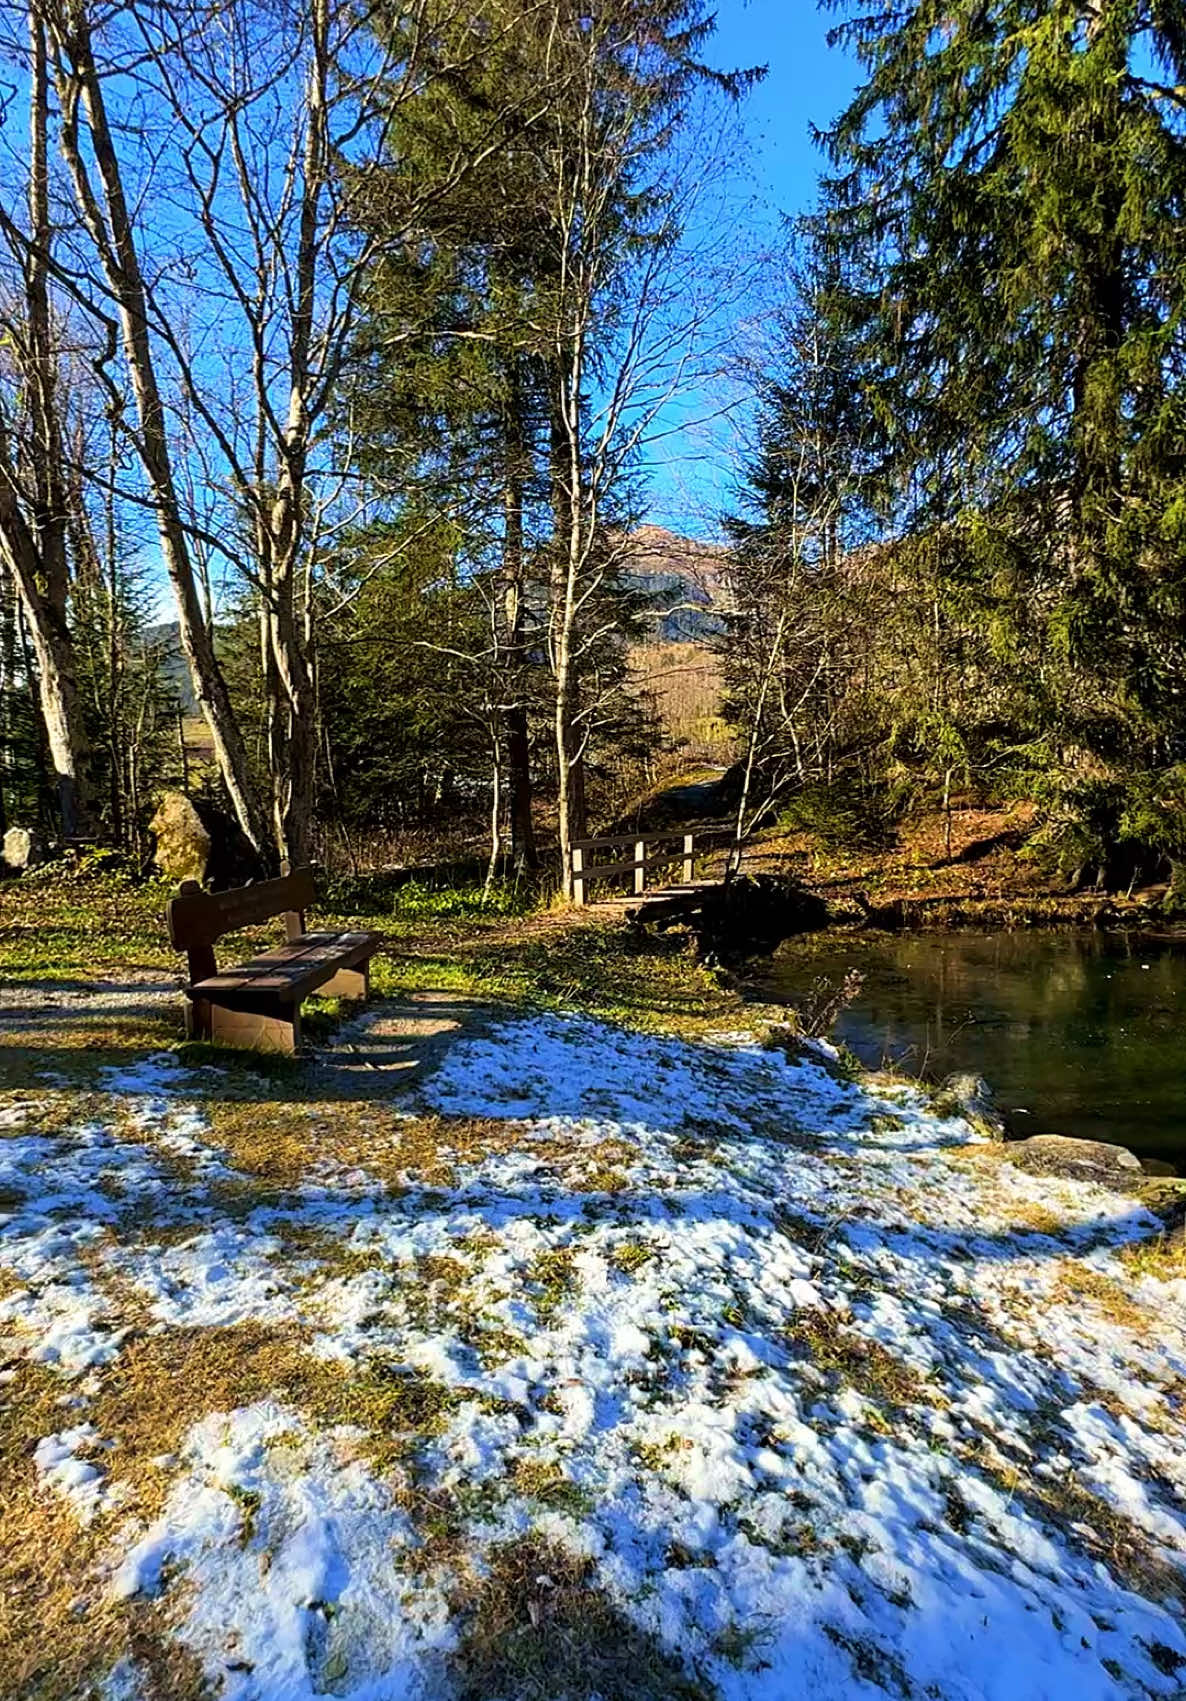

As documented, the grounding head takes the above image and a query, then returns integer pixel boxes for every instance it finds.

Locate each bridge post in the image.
[634,839,646,896]
[683,833,694,885]
[572,846,585,907]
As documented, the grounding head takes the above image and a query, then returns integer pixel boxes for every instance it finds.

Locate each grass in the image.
[0,864,744,1050]
[1050,1261,1152,1332]
[0,1319,492,1700]
[960,1438,1186,1616]
[1117,1230,1186,1282]
[448,1535,710,1701]
[8,857,1186,1696]
[785,1309,938,1415]
[529,1246,581,1321]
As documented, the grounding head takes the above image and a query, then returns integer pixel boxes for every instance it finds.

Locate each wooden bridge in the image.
[568,825,739,918]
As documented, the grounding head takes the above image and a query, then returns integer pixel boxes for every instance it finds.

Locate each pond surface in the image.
[765,930,1186,1166]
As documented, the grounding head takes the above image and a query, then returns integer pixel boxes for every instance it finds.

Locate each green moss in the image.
[529,1247,580,1321]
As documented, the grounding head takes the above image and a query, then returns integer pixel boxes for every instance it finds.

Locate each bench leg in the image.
[185,997,212,1042]
[319,963,370,1000]
[206,1002,302,1054]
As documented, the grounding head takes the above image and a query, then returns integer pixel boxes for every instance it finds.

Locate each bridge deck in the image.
[593,879,721,922]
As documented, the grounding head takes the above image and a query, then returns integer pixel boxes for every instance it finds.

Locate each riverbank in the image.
[735,801,1182,932]
[3,872,1186,1698]
[756,929,1186,1172]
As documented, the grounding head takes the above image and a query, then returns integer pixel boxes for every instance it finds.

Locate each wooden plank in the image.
[206,1002,301,1054]
[319,962,370,999]
[576,857,640,881]
[579,849,712,882]
[190,930,381,1001]
[570,826,735,852]
[168,866,317,949]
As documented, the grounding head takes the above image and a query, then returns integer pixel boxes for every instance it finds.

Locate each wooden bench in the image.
[166,866,382,1054]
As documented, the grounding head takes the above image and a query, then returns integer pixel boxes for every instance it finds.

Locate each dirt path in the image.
[314,988,505,1096]
[0,970,498,1104]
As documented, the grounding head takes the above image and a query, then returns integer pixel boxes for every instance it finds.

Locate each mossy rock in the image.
[1004,1133,1143,1190]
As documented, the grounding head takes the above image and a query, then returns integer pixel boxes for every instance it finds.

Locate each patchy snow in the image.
[111,1403,453,1698]
[3,1009,1186,1700]
[34,1420,123,1521]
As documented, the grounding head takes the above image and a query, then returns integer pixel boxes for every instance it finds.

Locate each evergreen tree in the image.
[815,0,1186,881]
[349,0,753,880]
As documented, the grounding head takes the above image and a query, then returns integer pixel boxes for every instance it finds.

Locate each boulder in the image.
[150,791,212,886]
[2,825,47,872]
[694,874,830,964]
[1004,1133,1143,1190]
[936,1072,1006,1138]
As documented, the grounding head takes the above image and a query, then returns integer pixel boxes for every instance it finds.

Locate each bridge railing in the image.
[568,824,738,907]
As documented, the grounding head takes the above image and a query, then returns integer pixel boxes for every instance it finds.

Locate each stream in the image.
[766,928,1186,1167]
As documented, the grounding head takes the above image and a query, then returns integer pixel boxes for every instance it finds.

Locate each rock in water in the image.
[1005,1133,1143,1189]
[938,1072,1007,1137]
[150,792,212,886]
[2,825,46,872]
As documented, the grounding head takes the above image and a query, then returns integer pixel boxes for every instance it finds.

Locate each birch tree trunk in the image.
[501,385,537,873]
[0,2,90,839]
[47,0,269,857]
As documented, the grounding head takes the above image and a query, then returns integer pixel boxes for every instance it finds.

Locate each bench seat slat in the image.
[189,929,381,1002]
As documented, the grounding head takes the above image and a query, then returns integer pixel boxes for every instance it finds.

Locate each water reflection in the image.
[767,930,1186,1164]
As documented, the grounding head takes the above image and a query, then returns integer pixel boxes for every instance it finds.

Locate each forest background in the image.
[1,0,1184,901]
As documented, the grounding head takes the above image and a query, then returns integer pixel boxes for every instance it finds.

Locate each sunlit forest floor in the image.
[2,871,1186,1699]
[749,802,1173,929]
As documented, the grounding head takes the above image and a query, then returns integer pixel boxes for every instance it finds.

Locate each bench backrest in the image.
[167,866,316,980]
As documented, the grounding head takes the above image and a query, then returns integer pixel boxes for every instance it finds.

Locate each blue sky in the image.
[709,0,859,230]
[643,0,861,536]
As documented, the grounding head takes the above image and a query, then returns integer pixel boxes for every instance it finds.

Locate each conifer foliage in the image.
[733,0,1186,884]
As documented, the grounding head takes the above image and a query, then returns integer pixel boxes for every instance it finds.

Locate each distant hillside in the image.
[147,528,732,741]
[623,527,735,763]
[622,525,730,643]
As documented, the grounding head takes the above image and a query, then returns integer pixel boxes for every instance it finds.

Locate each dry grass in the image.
[0,1017,179,1088]
[0,1361,212,1701]
[0,1318,489,1697]
[961,1440,1186,1615]
[202,1096,522,1193]
[509,1458,590,1515]
[1050,1262,1151,1332]
[945,1164,1072,1238]
[449,1535,710,1701]
[1117,1231,1186,1283]
[786,1309,937,1414]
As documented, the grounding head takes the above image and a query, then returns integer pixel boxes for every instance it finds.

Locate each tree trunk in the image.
[256,0,327,871]
[0,3,91,840]
[485,735,503,895]
[49,7,268,857]
[501,386,537,872]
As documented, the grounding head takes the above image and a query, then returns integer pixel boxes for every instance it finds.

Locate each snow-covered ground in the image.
[3,1008,1186,1700]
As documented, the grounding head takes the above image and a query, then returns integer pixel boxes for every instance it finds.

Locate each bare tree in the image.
[0,0,90,837]
[536,0,754,895]
[40,0,272,852]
